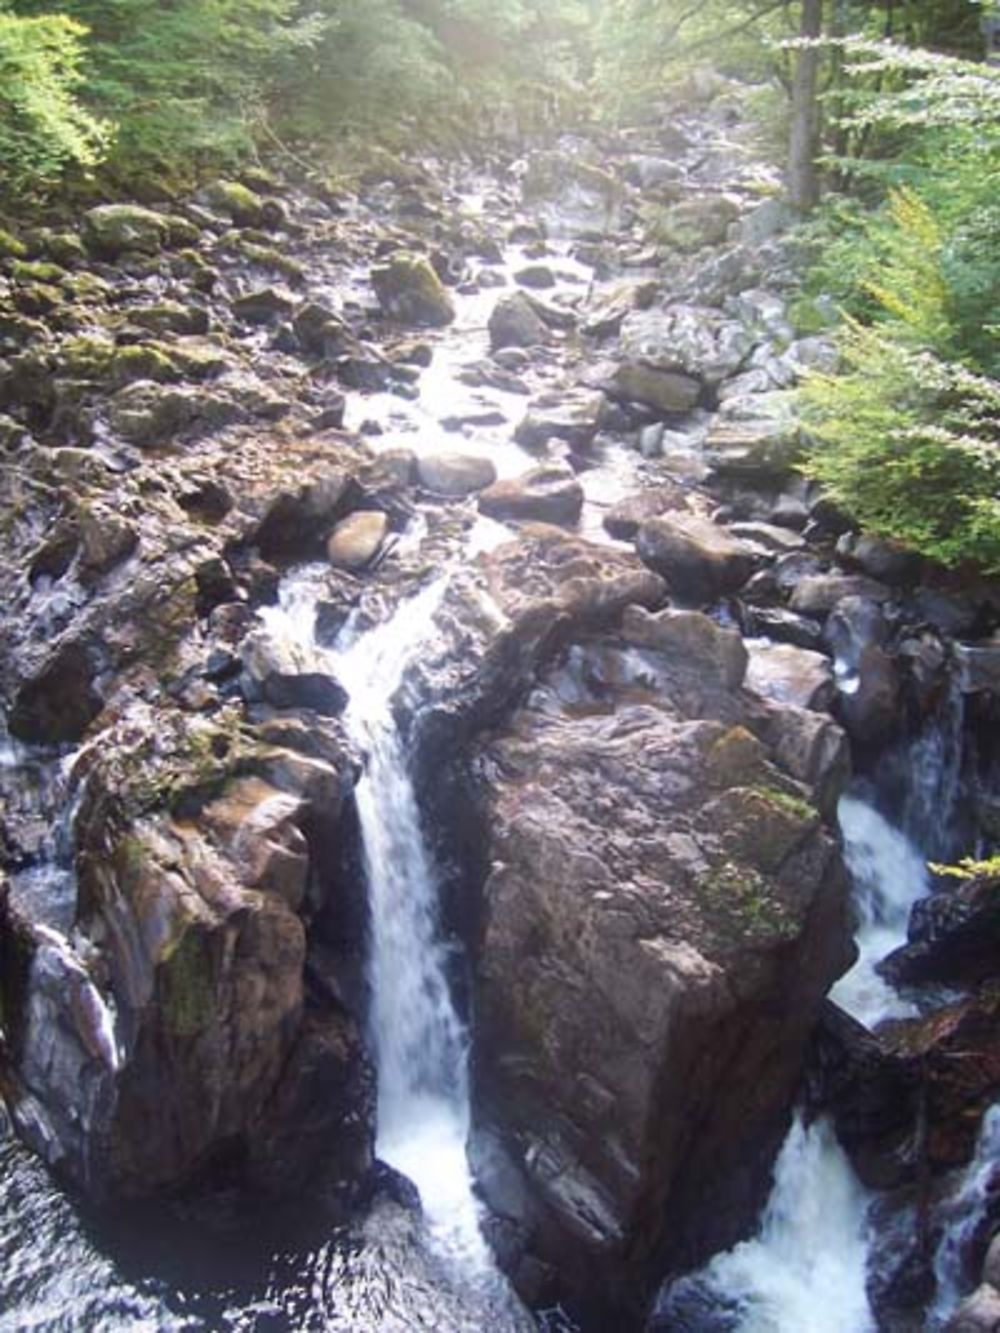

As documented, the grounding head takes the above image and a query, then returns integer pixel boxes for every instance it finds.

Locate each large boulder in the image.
[637,514,758,601]
[372,252,455,328]
[513,389,605,452]
[744,640,836,712]
[82,205,171,259]
[470,690,852,1320]
[608,362,701,415]
[326,510,390,570]
[489,292,552,351]
[620,304,753,385]
[478,464,584,526]
[416,452,497,497]
[0,707,373,1200]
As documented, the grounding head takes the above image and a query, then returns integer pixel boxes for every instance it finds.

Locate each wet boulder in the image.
[880,870,1000,990]
[489,291,552,351]
[326,510,390,570]
[744,640,835,712]
[2,706,373,1201]
[608,362,701,415]
[372,252,455,328]
[513,389,605,452]
[416,452,497,498]
[478,464,584,526]
[623,604,748,689]
[637,513,758,602]
[471,690,852,1321]
[6,640,103,744]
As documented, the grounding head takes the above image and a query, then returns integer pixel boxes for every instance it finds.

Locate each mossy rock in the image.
[0,227,27,260]
[371,251,455,328]
[198,179,264,227]
[110,343,180,385]
[238,241,305,283]
[164,214,202,248]
[59,334,116,379]
[61,271,112,305]
[12,259,65,285]
[12,283,65,317]
[82,204,172,259]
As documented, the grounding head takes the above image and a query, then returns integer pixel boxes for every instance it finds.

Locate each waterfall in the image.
[657,744,949,1329]
[929,1105,1000,1326]
[260,574,492,1278]
[332,581,492,1274]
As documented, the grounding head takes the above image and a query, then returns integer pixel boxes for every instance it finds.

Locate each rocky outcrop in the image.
[1,704,373,1201]
[466,618,853,1321]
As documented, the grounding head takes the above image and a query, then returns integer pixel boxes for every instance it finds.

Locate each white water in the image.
[333,581,493,1274]
[664,789,938,1330]
[930,1105,1000,1325]
[260,574,492,1280]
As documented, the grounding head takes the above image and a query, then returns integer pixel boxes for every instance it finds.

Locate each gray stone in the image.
[623,605,748,689]
[745,641,836,712]
[417,452,497,497]
[326,511,390,570]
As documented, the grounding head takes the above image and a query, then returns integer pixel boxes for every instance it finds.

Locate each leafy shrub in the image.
[0,9,109,193]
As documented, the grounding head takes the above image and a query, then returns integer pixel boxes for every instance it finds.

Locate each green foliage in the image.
[929,854,1000,881]
[801,322,1000,570]
[0,8,109,193]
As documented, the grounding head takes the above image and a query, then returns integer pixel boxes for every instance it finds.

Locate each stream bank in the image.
[2,71,1000,1332]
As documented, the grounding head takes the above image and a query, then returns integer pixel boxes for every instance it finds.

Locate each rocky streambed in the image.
[2,74,1000,1332]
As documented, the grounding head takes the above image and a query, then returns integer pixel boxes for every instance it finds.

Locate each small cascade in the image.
[929,1106,1000,1327]
[332,581,491,1274]
[659,703,963,1330]
[259,573,511,1299]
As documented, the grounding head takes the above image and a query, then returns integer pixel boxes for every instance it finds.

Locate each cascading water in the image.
[658,708,963,1332]
[331,581,490,1274]
[259,572,509,1299]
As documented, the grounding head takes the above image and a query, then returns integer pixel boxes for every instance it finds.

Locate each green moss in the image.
[59,333,115,378]
[698,859,796,945]
[111,343,179,385]
[160,926,215,1038]
[238,241,304,282]
[12,259,65,284]
[0,228,27,260]
[752,784,817,823]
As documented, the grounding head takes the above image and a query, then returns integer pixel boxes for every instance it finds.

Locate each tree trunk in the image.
[788,0,824,213]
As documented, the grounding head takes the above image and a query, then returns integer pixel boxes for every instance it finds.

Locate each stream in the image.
[1,131,999,1333]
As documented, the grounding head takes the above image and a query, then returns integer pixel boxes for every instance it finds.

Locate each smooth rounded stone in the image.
[81,204,170,259]
[326,510,390,570]
[514,264,556,290]
[417,451,497,497]
[232,286,296,324]
[493,346,531,373]
[372,251,455,327]
[488,291,552,351]
[478,464,583,525]
[946,1282,1000,1332]
[623,604,747,689]
[790,573,892,617]
[836,532,923,585]
[745,640,836,712]
[513,389,605,452]
[609,361,701,415]
[636,513,758,602]
[603,482,691,541]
